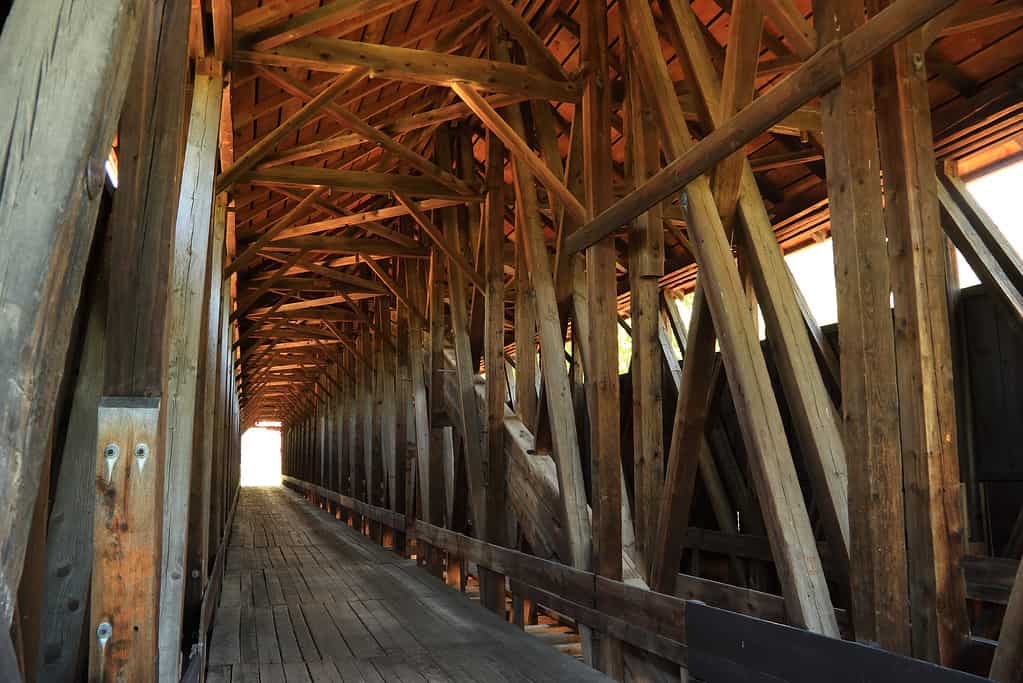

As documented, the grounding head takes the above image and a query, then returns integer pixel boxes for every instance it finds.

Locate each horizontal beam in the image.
[564,0,959,255]
[272,197,478,240]
[235,37,581,102]
[243,166,480,200]
[247,292,384,315]
[269,236,429,258]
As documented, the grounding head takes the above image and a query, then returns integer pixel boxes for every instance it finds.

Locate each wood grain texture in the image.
[0,0,145,628]
[89,399,162,682]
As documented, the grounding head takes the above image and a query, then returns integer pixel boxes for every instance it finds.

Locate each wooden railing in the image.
[281,474,1018,670]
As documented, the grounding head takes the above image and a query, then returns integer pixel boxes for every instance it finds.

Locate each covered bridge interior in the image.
[4,0,1023,681]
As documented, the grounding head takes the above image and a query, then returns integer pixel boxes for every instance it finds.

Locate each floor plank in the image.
[208,487,611,682]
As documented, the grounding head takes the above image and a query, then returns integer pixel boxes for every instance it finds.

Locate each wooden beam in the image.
[242,0,415,51]
[270,198,475,240]
[231,249,310,322]
[620,0,838,635]
[873,16,969,662]
[565,0,960,255]
[89,2,192,679]
[482,130,509,614]
[938,173,1023,321]
[625,40,665,580]
[938,1,1023,37]
[216,68,368,192]
[184,196,228,665]
[815,0,910,655]
[481,0,568,81]
[712,0,763,230]
[0,0,145,632]
[756,0,817,58]
[581,2,624,675]
[360,256,428,328]
[236,37,581,102]
[436,126,487,537]
[211,0,233,63]
[501,80,593,575]
[394,193,486,292]
[225,187,327,276]
[35,254,108,682]
[254,66,473,195]
[269,236,429,258]
[247,292,384,316]
[664,0,851,586]
[156,65,224,682]
[244,167,477,200]
[452,82,588,223]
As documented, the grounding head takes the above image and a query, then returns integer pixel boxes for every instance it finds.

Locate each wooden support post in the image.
[581,2,624,677]
[438,126,487,535]
[427,257,451,576]
[158,63,224,682]
[500,91,593,574]
[566,0,960,253]
[36,242,109,682]
[514,232,539,428]
[89,399,162,682]
[184,195,228,667]
[662,0,851,585]
[88,1,192,679]
[0,0,145,635]
[625,36,665,579]
[482,131,509,614]
[815,0,911,655]
[394,264,412,557]
[620,0,838,635]
[873,16,969,663]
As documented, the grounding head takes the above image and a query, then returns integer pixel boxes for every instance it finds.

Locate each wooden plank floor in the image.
[207,486,612,682]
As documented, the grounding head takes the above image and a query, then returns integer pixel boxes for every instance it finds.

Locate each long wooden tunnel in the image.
[3,0,1023,681]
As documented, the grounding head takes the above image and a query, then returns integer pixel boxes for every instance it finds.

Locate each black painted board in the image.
[686,602,986,683]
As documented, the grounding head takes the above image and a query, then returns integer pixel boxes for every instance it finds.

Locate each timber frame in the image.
[4,0,1023,681]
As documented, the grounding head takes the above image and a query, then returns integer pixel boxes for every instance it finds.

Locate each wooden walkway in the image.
[207,487,611,682]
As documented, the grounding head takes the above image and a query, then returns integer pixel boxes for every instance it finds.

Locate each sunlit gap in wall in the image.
[240,424,282,487]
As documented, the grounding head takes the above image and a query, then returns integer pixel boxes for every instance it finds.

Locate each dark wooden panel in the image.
[961,287,1023,481]
[686,602,986,682]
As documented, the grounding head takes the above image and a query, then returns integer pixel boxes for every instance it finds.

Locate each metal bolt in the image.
[134,442,150,473]
[96,621,112,646]
[103,444,120,483]
[912,52,925,72]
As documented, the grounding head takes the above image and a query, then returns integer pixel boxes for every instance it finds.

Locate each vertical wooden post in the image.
[90,399,162,683]
[185,194,228,667]
[394,263,411,556]
[158,62,224,682]
[483,131,509,614]
[36,241,109,682]
[438,125,487,535]
[580,1,623,676]
[873,19,969,663]
[624,33,665,578]
[424,255,450,575]
[816,0,912,655]
[500,90,593,574]
[622,0,837,635]
[89,1,191,679]
[0,0,145,634]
